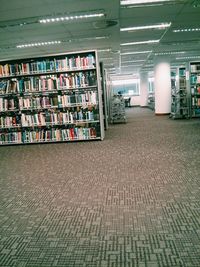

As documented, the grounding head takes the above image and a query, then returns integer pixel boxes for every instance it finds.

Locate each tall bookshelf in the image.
[0,50,105,145]
[99,62,109,130]
[189,62,200,117]
[170,67,189,119]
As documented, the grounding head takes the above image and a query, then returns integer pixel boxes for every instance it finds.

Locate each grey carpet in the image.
[0,107,200,267]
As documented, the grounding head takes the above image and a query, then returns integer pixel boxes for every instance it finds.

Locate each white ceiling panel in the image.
[0,0,200,75]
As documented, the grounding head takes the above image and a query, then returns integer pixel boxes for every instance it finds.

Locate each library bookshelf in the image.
[0,50,105,145]
[189,61,200,118]
[170,67,189,119]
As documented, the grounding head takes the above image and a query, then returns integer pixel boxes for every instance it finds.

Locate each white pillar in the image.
[140,72,149,107]
[154,58,171,114]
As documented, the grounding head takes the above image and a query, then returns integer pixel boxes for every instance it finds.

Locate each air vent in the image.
[93,20,118,29]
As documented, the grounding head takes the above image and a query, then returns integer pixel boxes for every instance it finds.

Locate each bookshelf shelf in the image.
[0,50,104,145]
[0,68,96,80]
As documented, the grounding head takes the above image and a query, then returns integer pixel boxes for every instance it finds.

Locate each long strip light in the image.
[121,0,172,5]
[155,51,185,55]
[121,40,159,46]
[39,13,104,23]
[121,23,171,32]
[17,41,61,48]
[122,60,146,63]
[121,64,143,67]
[121,51,152,55]
[69,36,109,42]
[98,48,111,52]
[173,28,200,33]
[176,56,200,60]
[155,51,185,56]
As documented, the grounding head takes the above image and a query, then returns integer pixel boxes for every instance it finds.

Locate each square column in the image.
[154,59,171,115]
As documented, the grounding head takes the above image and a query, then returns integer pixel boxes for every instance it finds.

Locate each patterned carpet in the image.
[0,107,200,267]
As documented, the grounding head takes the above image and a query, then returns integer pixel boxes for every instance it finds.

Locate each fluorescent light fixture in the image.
[112,79,139,85]
[100,57,113,61]
[68,36,108,42]
[122,64,143,67]
[121,0,171,5]
[98,48,111,52]
[109,67,120,71]
[95,36,108,40]
[122,60,146,63]
[39,13,104,23]
[155,51,185,55]
[121,40,159,46]
[121,51,152,55]
[173,28,200,33]
[17,41,61,48]
[176,56,200,60]
[121,22,171,32]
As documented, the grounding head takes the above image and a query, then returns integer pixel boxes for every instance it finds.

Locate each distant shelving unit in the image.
[147,92,155,110]
[170,67,189,119]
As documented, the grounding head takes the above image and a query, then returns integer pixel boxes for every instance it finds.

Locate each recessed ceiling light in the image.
[39,12,104,23]
[17,41,61,48]
[173,28,200,33]
[121,40,159,46]
[121,51,152,55]
[121,0,172,5]
[120,23,171,31]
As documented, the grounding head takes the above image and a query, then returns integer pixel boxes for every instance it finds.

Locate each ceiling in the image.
[0,0,200,78]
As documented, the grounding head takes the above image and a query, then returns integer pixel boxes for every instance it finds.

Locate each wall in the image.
[130,95,141,106]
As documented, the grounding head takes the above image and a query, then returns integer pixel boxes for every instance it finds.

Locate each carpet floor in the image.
[0,107,200,267]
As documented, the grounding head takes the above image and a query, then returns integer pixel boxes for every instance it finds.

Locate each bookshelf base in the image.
[0,137,102,146]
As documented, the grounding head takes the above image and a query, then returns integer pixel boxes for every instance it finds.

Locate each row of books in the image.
[179,69,186,76]
[58,72,96,89]
[192,97,200,106]
[0,110,97,128]
[19,96,58,110]
[0,92,97,111]
[193,109,200,115]
[0,131,22,144]
[19,93,97,109]
[0,127,98,143]
[0,116,21,128]
[0,98,18,112]
[191,86,200,95]
[0,71,97,95]
[57,92,97,107]
[0,54,96,77]
[190,64,200,73]
[21,110,97,127]
[190,75,200,84]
